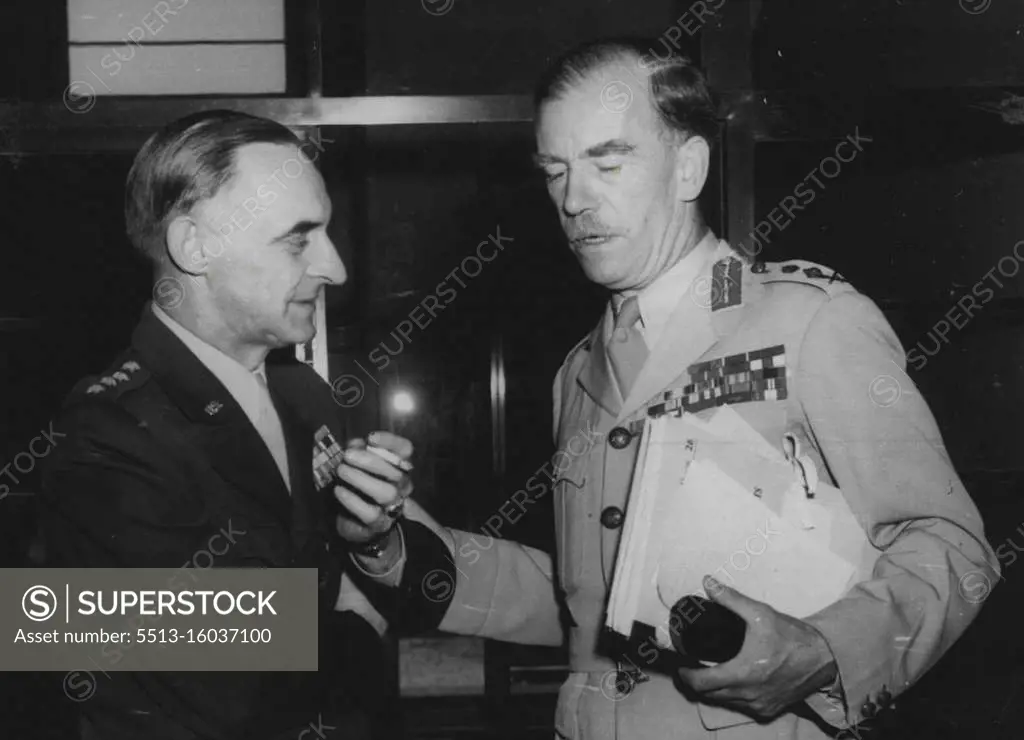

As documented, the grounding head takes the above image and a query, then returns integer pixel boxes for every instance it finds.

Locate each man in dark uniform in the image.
[40,111,454,740]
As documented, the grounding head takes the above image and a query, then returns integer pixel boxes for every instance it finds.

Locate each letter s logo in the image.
[22,585,58,622]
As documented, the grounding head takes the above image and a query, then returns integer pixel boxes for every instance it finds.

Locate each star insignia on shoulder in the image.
[100,376,118,387]
[802,266,848,283]
[86,384,105,395]
[112,371,130,382]
[121,360,141,372]
[204,401,223,416]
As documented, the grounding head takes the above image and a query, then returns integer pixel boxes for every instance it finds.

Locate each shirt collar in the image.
[151,304,266,424]
[611,230,720,347]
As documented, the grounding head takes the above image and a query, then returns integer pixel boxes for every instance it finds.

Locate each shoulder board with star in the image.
[749,258,858,299]
[66,353,150,406]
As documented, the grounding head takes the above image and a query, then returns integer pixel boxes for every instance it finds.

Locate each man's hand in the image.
[677,576,839,720]
[333,431,413,546]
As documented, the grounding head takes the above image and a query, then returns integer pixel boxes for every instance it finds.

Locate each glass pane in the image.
[67,0,286,95]
[68,0,284,43]
[365,0,678,95]
[68,43,286,96]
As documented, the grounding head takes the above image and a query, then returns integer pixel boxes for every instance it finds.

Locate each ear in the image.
[674,135,711,203]
[165,215,208,278]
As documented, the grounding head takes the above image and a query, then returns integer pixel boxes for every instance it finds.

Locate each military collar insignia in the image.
[710,256,744,311]
[204,401,224,416]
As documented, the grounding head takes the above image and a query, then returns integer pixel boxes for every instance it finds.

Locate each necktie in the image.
[253,369,292,494]
[606,296,648,399]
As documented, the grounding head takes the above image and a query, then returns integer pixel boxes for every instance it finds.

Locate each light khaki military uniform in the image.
[437,236,998,739]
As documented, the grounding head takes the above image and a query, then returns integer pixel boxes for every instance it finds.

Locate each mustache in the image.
[565,215,615,241]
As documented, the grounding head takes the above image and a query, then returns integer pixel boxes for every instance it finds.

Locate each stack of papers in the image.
[606,406,879,648]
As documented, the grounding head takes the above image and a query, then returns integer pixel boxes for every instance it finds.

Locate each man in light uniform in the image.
[373,39,999,739]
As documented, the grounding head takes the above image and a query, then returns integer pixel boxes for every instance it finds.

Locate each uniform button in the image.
[861,701,877,718]
[877,690,892,707]
[608,426,632,449]
[601,506,624,529]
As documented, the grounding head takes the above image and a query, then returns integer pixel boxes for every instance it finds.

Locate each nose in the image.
[561,170,595,218]
[309,234,347,286]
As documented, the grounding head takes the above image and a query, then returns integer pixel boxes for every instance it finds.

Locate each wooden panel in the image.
[755,0,1024,90]
[0,97,533,149]
[704,1,756,245]
[400,637,486,697]
[753,145,1024,303]
[744,88,1024,144]
[68,0,284,42]
[68,44,286,96]
[366,0,676,95]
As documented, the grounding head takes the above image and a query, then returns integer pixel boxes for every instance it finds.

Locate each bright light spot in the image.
[390,389,416,415]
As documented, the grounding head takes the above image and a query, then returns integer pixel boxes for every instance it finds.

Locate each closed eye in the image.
[285,234,310,251]
[274,219,322,250]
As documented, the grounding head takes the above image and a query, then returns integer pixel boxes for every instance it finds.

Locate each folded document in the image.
[606,407,879,648]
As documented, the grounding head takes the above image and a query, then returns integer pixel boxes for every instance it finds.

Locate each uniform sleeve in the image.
[437,528,564,647]
[344,518,460,636]
[373,363,568,646]
[794,292,999,727]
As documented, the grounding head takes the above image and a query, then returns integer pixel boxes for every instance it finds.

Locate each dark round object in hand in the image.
[669,595,746,665]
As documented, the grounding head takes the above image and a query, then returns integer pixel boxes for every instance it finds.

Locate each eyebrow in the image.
[272,220,323,241]
[532,139,637,168]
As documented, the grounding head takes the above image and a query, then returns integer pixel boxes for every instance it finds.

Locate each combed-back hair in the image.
[125,109,300,263]
[533,37,719,145]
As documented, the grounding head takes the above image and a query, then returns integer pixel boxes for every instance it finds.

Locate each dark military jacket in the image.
[41,304,451,740]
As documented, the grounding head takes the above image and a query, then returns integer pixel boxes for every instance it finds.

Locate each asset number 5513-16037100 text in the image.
[136,628,271,644]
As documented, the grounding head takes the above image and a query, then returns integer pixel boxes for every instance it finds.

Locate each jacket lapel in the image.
[576,306,622,416]
[270,382,320,562]
[617,291,716,423]
[577,237,758,422]
[132,306,292,525]
[616,239,759,422]
[266,361,337,563]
